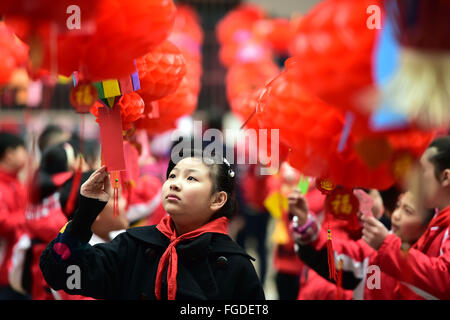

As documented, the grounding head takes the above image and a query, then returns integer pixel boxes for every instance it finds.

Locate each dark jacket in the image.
[39,197,265,300]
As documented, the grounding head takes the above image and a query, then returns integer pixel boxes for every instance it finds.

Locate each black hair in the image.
[427,136,450,181]
[423,208,436,226]
[59,171,93,219]
[0,131,25,161]
[82,139,100,168]
[38,124,65,153]
[379,185,403,216]
[29,141,79,204]
[66,133,100,169]
[166,148,237,220]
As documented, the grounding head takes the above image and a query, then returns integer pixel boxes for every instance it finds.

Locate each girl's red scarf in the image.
[155,215,229,300]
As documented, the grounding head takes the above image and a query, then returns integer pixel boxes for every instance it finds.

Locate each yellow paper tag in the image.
[264,191,288,219]
[102,79,121,98]
[271,218,289,245]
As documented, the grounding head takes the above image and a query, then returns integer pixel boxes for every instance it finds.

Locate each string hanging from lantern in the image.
[112,171,120,217]
[326,223,337,281]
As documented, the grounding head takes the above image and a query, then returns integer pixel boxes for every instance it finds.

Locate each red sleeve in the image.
[297,225,374,289]
[0,182,26,238]
[0,204,26,238]
[312,229,374,275]
[372,233,450,299]
[26,209,67,243]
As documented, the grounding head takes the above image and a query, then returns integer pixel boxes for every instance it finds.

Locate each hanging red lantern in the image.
[257,70,345,166]
[136,40,187,102]
[287,0,381,118]
[0,0,98,30]
[171,4,204,46]
[226,61,279,102]
[135,76,197,135]
[0,22,28,85]
[257,69,396,190]
[91,92,145,131]
[216,4,266,46]
[253,18,293,55]
[219,39,273,68]
[41,0,176,81]
[70,81,98,113]
[389,151,414,185]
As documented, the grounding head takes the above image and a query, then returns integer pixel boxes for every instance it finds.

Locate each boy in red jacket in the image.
[363,136,450,299]
[0,132,28,299]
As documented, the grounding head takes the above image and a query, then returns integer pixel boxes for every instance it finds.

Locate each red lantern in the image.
[287,0,381,118]
[257,69,396,189]
[219,39,273,68]
[253,18,293,54]
[0,22,28,85]
[390,151,414,185]
[70,82,98,113]
[171,5,204,45]
[44,0,177,81]
[136,40,187,102]
[135,76,197,135]
[0,0,97,30]
[226,61,279,102]
[216,4,266,45]
[257,70,345,165]
[91,92,145,131]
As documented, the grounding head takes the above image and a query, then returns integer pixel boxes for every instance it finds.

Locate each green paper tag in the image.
[298,175,309,195]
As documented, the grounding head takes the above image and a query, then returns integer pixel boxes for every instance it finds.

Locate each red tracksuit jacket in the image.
[372,205,450,300]
[24,192,67,299]
[0,169,27,287]
[296,222,399,300]
[22,192,92,300]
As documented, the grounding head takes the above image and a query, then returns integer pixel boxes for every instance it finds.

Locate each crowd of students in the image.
[0,125,449,300]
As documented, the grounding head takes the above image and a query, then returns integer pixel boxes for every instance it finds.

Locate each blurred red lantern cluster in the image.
[251,0,436,189]
[217,4,296,164]
[257,69,434,189]
[134,4,203,136]
[216,4,295,67]
[0,22,29,85]
[86,4,202,137]
[286,0,381,127]
[0,0,98,30]
[168,5,203,98]
[3,0,177,81]
[135,76,198,135]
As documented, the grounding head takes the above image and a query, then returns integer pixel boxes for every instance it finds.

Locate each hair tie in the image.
[63,143,75,169]
[223,157,235,178]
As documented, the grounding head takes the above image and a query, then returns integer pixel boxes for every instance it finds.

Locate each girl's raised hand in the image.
[361,215,389,250]
[288,189,309,226]
[80,166,112,202]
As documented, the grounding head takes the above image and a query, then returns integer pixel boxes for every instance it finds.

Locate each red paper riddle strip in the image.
[98,105,126,171]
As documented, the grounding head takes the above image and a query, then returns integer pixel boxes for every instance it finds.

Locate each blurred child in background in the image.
[289,186,434,299]
[0,132,28,299]
[362,137,450,299]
